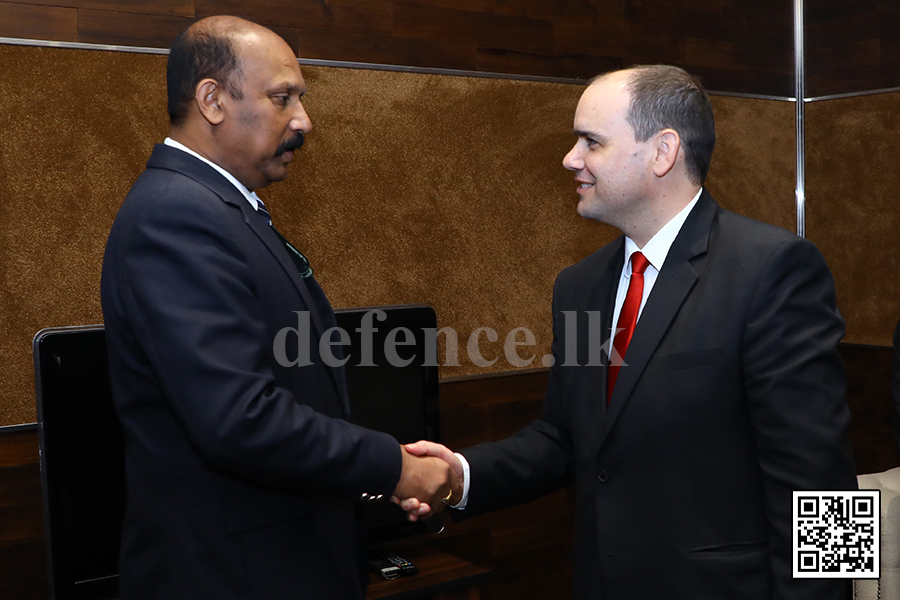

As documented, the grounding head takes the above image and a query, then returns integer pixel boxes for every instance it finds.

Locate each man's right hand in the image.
[391,446,461,521]
[391,441,464,521]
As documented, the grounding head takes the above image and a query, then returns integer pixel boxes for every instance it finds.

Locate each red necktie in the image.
[608,252,650,403]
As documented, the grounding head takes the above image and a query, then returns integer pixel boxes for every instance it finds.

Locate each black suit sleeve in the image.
[112,188,401,499]
[460,275,576,515]
[741,236,857,600]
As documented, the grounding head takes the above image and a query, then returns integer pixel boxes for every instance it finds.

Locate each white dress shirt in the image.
[163,137,265,212]
[610,188,703,331]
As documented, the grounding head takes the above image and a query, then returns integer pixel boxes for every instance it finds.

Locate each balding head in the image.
[595,65,716,186]
[166,16,279,126]
[165,16,311,190]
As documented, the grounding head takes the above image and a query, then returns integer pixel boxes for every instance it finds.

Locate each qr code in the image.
[793,490,879,578]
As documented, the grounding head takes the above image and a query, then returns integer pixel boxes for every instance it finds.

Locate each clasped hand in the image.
[391,441,463,522]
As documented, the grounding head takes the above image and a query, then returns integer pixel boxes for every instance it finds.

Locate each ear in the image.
[195,78,225,126]
[651,129,681,178]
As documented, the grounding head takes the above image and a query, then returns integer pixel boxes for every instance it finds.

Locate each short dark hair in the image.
[166,27,244,125]
[600,65,716,185]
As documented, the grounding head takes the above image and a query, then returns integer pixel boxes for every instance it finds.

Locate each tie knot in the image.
[630,251,650,275]
[255,197,272,226]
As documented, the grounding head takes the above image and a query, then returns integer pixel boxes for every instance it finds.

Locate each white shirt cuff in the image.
[451,452,470,509]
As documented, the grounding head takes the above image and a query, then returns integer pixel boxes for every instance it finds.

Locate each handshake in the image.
[390,441,462,522]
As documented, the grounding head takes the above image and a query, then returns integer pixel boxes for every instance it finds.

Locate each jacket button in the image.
[597,471,610,483]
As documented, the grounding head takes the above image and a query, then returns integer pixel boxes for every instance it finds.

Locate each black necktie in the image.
[256,198,313,279]
[256,198,273,226]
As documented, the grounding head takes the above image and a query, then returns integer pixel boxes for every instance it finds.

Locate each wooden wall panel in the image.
[0,374,574,600]
[77,9,192,47]
[807,0,900,96]
[0,2,77,42]
[840,344,900,475]
[0,427,46,600]
[3,348,895,600]
[0,0,793,96]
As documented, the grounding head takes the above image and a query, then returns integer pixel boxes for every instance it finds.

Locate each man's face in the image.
[562,74,655,230]
[216,32,312,190]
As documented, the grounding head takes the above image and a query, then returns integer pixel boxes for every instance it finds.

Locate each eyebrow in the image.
[269,82,305,96]
[574,129,608,143]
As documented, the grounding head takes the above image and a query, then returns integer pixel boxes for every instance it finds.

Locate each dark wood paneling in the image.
[0,349,895,599]
[0,2,77,42]
[0,429,39,468]
[296,30,478,71]
[78,9,192,47]
[432,369,575,600]
[840,344,900,475]
[2,0,793,95]
[0,428,46,600]
[10,0,192,17]
[0,540,47,600]
[393,5,554,55]
[806,1,900,96]
[194,0,330,30]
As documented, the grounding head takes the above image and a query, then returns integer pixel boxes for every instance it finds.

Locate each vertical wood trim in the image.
[795,0,806,238]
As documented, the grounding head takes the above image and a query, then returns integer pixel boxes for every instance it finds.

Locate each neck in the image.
[169,125,211,162]
[625,185,701,247]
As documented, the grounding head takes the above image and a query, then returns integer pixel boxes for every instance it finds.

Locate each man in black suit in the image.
[400,66,857,598]
[101,16,457,600]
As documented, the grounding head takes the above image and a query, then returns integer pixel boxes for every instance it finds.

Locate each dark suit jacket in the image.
[101,144,402,599]
[459,190,857,599]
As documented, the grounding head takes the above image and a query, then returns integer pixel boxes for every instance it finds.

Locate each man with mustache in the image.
[101,16,458,600]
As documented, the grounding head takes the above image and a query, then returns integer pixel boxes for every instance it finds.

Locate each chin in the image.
[576,199,597,219]
[263,169,290,186]
[577,200,610,224]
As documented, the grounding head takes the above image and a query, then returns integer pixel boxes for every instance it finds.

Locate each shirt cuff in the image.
[451,452,470,509]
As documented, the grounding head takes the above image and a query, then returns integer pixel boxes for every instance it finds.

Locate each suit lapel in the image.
[585,243,624,436]
[239,209,351,417]
[147,145,346,408]
[239,204,330,340]
[599,190,717,447]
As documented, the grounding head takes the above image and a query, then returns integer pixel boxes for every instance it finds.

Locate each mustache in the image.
[275,132,305,156]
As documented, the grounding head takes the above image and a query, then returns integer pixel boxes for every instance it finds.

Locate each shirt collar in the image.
[163,137,263,211]
[623,188,703,273]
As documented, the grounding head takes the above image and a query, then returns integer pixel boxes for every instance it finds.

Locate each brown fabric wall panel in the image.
[0,43,794,426]
[264,66,609,380]
[704,96,796,232]
[0,45,170,426]
[805,93,900,346]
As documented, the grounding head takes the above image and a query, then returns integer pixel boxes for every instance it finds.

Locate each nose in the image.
[563,142,582,171]
[291,102,313,134]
